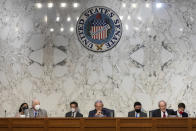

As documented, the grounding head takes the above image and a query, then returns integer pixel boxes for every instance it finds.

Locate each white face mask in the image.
[71,108,76,112]
[34,105,40,110]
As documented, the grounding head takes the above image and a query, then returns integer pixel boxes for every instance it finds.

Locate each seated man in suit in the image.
[65,101,83,117]
[152,100,175,117]
[128,102,147,117]
[88,100,110,117]
[174,103,188,117]
[24,99,47,118]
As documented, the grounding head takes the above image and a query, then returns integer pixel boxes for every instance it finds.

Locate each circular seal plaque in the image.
[76,6,122,52]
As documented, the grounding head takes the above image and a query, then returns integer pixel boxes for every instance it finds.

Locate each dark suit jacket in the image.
[174,111,188,117]
[65,111,83,117]
[128,110,147,117]
[88,109,110,117]
[152,109,175,117]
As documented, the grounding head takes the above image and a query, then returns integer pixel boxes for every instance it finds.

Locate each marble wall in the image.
[0,0,196,117]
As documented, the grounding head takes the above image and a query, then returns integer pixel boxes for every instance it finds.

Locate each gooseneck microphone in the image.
[4,110,6,118]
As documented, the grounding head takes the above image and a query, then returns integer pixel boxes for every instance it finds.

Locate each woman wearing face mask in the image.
[16,103,29,117]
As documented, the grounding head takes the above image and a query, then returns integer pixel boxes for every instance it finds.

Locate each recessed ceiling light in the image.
[131,3,137,8]
[73,3,79,8]
[156,3,162,8]
[70,27,74,32]
[50,28,54,32]
[60,3,67,8]
[56,17,60,22]
[67,17,71,22]
[48,2,53,8]
[35,3,42,8]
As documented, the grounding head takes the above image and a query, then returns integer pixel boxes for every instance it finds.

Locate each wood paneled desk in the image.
[0,118,196,131]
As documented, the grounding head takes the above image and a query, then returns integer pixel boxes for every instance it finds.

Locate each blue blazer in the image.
[88,109,110,117]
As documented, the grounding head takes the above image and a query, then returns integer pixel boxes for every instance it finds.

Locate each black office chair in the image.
[103,108,115,117]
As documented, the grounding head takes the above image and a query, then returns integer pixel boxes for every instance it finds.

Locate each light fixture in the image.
[50,28,54,32]
[67,17,71,22]
[156,3,162,8]
[131,3,137,8]
[60,3,67,7]
[127,15,131,20]
[145,3,150,8]
[48,2,53,8]
[137,16,142,21]
[70,27,74,32]
[35,3,42,8]
[44,15,48,23]
[60,27,64,32]
[73,3,79,8]
[122,3,126,8]
[125,24,128,30]
[179,28,183,32]
[56,16,60,22]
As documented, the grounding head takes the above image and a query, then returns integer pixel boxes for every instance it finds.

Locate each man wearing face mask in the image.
[65,101,83,117]
[174,103,188,117]
[24,99,47,118]
[128,102,147,117]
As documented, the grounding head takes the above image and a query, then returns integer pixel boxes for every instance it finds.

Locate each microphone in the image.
[4,110,6,118]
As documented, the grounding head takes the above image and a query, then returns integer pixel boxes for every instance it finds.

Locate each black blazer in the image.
[65,111,83,117]
[88,109,110,117]
[174,111,188,117]
[128,110,147,117]
[152,109,175,117]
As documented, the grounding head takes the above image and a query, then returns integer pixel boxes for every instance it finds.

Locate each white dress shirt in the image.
[161,111,168,118]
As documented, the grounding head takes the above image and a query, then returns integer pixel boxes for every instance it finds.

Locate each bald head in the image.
[32,99,40,108]
[158,100,167,112]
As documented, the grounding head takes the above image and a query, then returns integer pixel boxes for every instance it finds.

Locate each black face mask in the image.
[135,109,141,113]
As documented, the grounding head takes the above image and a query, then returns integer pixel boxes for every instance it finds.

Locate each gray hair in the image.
[158,100,167,107]
[94,100,104,106]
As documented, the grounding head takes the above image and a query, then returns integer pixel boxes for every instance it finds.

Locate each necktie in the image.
[72,112,75,117]
[136,113,138,118]
[35,111,37,118]
[163,112,166,118]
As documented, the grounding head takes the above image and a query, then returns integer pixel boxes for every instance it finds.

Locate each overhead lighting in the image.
[73,3,79,8]
[35,3,42,8]
[145,3,150,8]
[70,27,74,32]
[67,17,71,22]
[131,3,137,8]
[60,3,67,8]
[56,16,60,22]
[50,28,54,32]
[125,24,128,30]
[127,15,131,20]
[44,15,48,23]
[48,2,53,8]
[179,28,183,32]
[122,3,126,8]
[60,27,64,32]
[156,3,162,8]
[137,16,142,21]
